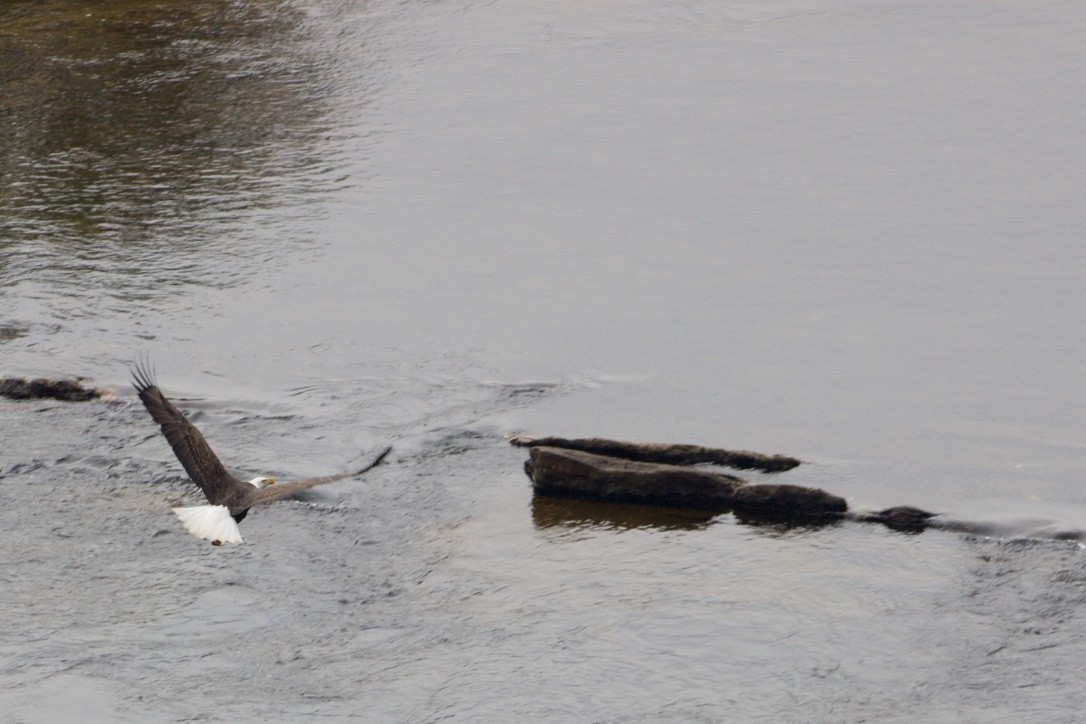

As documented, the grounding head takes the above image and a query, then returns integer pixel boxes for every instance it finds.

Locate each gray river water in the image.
[3,0,1086,721]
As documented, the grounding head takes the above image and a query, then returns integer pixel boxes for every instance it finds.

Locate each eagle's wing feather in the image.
[132,360,241,506]
[248,446,391,507]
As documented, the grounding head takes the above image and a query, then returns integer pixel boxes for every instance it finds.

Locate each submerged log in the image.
[525,446,847,521]
[0,377,107,402]
[511,435,801,472]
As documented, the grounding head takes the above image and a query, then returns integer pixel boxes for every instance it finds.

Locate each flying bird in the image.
[132,361,390,545]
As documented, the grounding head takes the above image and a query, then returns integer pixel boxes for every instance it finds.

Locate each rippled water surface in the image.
[3,0,1086,721]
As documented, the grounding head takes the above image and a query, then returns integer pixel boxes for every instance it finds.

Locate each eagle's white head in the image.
[247,476,276,489]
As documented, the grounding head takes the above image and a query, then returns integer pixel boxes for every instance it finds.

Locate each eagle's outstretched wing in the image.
[131,359,241,506]
[248,446,392,507]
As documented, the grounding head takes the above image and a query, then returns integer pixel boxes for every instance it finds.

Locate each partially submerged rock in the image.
[511,435,801,473]
[0,377,107,402]
[524,446,847,522]
[731,483,847,520]
[525,446,744,510]
[851,506,936,532]
[514,436,937,532]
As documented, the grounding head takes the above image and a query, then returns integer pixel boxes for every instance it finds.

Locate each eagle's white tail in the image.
[172,505,243,544]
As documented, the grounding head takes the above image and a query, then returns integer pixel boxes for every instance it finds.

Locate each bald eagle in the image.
[132,361,390,545]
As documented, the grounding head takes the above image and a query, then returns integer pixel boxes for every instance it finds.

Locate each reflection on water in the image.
[531,494,721,531]
[0,0,377,297]
[532,493,849,535]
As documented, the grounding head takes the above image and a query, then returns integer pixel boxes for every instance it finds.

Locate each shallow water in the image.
[3,0,1086,721]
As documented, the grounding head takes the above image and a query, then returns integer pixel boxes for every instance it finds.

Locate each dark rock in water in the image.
[510,434,800,473]
[514,436,938,532]
[731,483,847,520]
[0,377,106,402]
[851,505,937,532]
[525,446,744,510]
[525,446,844,521]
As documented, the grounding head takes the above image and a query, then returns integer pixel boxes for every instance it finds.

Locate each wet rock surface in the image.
[511,435,801,472]
[525,446,745,510]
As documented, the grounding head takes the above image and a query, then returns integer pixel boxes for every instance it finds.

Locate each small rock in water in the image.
[0,377,107,402]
